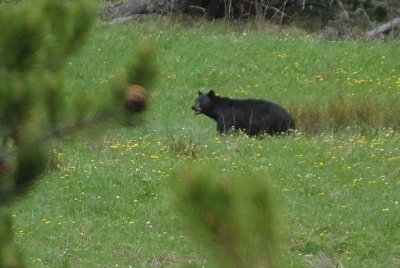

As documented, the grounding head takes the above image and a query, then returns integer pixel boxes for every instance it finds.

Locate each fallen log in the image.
[366,17,400,38]
[100,0,294,21]
[100,0,177,19]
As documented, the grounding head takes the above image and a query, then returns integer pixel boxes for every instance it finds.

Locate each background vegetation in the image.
[3,16,400,268]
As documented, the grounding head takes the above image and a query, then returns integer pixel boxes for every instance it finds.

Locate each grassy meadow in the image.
[5,18,400,267]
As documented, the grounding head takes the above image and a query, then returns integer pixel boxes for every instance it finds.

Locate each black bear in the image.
[191,90,295,136]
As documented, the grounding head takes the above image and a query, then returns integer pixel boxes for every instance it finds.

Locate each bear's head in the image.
[191,90,216,115]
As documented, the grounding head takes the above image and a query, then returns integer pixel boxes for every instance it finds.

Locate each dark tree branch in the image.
[335,0,350,21]
[248,1,290,18]
[0,106,120,166]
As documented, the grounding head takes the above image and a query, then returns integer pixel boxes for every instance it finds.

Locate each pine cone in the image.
[124,84,148,113]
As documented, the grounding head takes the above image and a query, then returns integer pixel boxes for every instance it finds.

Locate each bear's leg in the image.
[217,114,234,134]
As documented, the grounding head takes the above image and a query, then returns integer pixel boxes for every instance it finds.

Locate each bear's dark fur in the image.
[191,90,295,136]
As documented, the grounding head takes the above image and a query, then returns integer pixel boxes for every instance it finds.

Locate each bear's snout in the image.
[191,104,201,114]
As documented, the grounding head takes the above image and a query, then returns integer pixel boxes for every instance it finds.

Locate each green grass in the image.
[6,18,400,267]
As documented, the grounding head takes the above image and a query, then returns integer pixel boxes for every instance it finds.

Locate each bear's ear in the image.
[208,90,215,98]
[198,91,203,96]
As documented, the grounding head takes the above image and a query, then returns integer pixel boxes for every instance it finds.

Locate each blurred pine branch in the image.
[0,1,156,266]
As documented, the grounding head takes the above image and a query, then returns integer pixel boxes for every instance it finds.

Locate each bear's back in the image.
[216,98,294,135]
[221,98,285,116]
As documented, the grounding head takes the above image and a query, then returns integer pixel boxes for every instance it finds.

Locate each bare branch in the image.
[335,0,350,21]
[248,1,290,18]
[0,107,120,164]
[187,5,206,14]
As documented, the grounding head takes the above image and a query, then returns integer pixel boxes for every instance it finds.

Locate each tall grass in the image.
[289,94,400,134]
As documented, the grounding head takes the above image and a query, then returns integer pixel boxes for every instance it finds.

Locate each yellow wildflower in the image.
[110,144,120,149]
[315,74,324,81]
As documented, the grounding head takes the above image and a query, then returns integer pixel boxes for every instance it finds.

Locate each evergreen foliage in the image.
[171,169,280,267]
[0,1,156,266]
